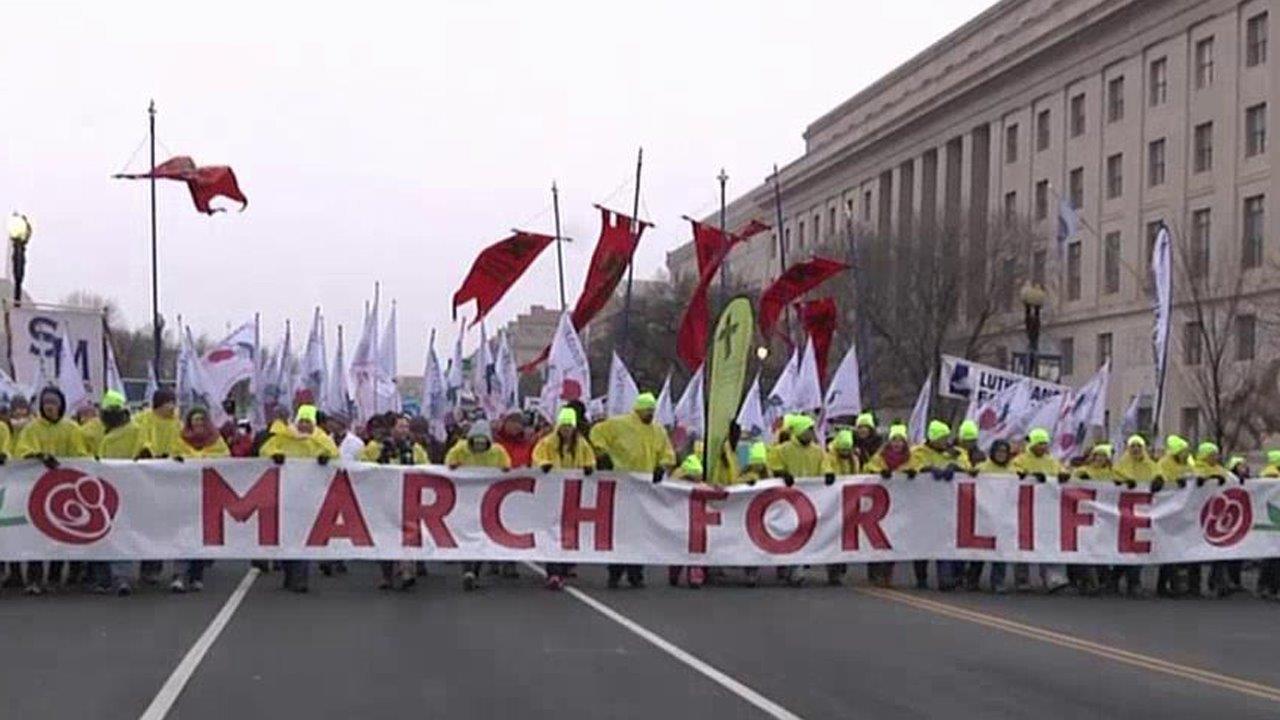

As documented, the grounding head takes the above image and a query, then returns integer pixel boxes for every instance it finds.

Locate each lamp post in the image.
[7,213,32,305]
[1020,281,1047,378]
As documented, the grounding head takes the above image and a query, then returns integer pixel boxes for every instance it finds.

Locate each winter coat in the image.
[589,413,675,472]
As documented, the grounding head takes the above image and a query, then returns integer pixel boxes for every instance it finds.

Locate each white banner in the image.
[7,305,105,399]
[940,353,1067,404]
[2,460,1279,564]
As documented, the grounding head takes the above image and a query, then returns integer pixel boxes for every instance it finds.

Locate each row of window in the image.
[1053,311,1257,383]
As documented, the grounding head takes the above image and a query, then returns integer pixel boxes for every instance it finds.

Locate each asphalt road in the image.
[2,562,1279,719]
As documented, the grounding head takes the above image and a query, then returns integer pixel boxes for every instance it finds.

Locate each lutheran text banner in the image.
[2,460,1279,564]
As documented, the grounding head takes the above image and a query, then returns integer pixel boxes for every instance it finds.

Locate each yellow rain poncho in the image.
[589,412,675,472]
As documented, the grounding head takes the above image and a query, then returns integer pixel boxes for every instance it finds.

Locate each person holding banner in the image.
[1069,444,1116,596]
[1154,435,1195,597]
[956,420,986,465]
[911,421,971,591]
[170,407,230,593]
[852,412,881,464]
[1011,428,1069,593]
[864,423,914,587]
[590,393,675,590]
[670,455,709,588]
[13,386,90,594]
[358,414,429,590]
[769,414,825,586]
[1193,442,1236,598]
[820,429,860,587]
[78,404,104,453]
[533,407,596,590]
[1111,435,1158,596]
[90,390,152,595]
[258,405,336,593]
[446,421,513,591]
[977,440,1017,592]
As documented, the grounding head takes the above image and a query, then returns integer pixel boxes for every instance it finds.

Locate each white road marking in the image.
[522,562,804,720]
[139,567,260,720]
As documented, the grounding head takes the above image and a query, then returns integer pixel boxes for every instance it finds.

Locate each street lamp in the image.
[756,346,770,361]
[1020,281,1047,378]
[7,213,32,305]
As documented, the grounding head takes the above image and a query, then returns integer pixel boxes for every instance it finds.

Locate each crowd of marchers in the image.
[3,384,1280,600]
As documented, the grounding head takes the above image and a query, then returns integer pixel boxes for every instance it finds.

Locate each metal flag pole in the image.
[552,181,567,312]
[718,168,729,298]
[621,147,644,358]
[149,100,162,376]
[771,164,792,346]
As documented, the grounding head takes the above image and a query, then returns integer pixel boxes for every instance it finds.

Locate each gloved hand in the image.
[879,468,892,479]
[540,464,553,474]
[448,464,460,470]
[1033,473,1047,484]
[1176,477,1188,489]
[919,465,936,475]
[1150,477,1164,492]
[824,473,836,486]
[968,468,980,478]
[1215,475,1226,486]
[1111,479,1120,487]
[652,467,665,484]
[904,469,917,480]
[173,455,185,463]
[746,478,757,487]
[1080,472,1093,481]
[0,453,6,465]
[1057,472,1070,484]
[1125,480,1137,490]
[931,468,949,482]
[271,453,286,465]
[583,466,594,476]
[780,472,795,487]
[1195,476,1206,488]
[41,454,59,469]
[318,454,330,466]
[1016,471,1028,480]
[136,447,153,460]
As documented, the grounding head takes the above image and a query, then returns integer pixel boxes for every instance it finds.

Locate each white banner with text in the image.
[1,460,1279,564]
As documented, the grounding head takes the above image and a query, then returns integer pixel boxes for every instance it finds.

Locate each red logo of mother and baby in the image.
[26,469,120,544]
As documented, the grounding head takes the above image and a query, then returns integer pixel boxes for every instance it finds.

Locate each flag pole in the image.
[149,100,161,377]
[621,147,644,359]
[552,180,567,312]
[771,164,791,346]
[718,168,729,297]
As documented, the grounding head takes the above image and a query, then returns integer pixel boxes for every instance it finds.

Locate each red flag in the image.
[115,156,247,215]
[797,298,838,381]
[691,218,771,275]
[453,231,556,327]
[520,207,650,372]
[677,218,772,369]
[758,257,849,339]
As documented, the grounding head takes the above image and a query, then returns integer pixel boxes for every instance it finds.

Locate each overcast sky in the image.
[1,0,994,372]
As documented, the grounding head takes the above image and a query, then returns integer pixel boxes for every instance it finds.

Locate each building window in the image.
[1181,408,1200,441]
[1060,337,1074,376]
[1068,167,1084,210]
[1244,195,1265,269]
[814,214,822,243]
[1097,332,1113,368]
[1032,249,1047,287]
[797,220,805,248]
[1070,94,1086,137]
[1104,231,1121,294]
[863,190,872,221]
[1148,138,1166,187]
[770,233,777,259]
[784,227,791,253]
[1005,124,1018,163]
[1191,208,1211,279]
[1034,180,1049,220]
[1149,57,1167,106]
[1246,103,1267,157]
[1195,37,1215,89]
[1107,76,1125,123]
[1004,191,1017,222]
[845,198,854,220]
[1193,122,1213,173]
[1248,12,1269,67]
[1036,109,1051,151]
[829,207,837,238]
[1184,321,1203,365]
[1066,241,1082,300]
[1106,154,1123,199]
[1237,314,1257,361]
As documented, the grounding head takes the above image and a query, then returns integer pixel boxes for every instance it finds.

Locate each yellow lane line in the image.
[856,587,1280,704]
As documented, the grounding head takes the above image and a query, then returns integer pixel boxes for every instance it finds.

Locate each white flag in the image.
[673,366,705,445]
[299,308,326,404]
[765,348,800,425]
[1052,360,1111,460]
[655,373,676,427]
[378,301,398,380]
[736,372,766,440]
[446,321,465,405]
[321,325,351,418]
[177,326,226,425]
[350,300,380,424]
[275,322,298,406]
[471,321,493,410]
[105,339,125,395]
[200,320,257,404]
[145,361,159,406]
[537,312,591,421]
[1110,393,1144,450]
[56,326,88,413]
[421,330,448,441]
[822,342,862,419]
[1151,225,1172,426]
[908,374,933,446]
[492,330,519,418]
[605,351,639,419]
[791,335,823,413]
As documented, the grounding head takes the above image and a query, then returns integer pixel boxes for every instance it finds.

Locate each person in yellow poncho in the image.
[257,405,335,593]
[360,415,429,465]
[78,403,104,456]
[1107,435,1157,597]
[975,439,1016,592]
[1074,444,1117,483]
[1069,444,1117,596]
[446,421,512,592]
[590,392,675,589]
[823,429,860,479]
[1152,435,1195,598]
[1262,449,1280,478]
[863,423,912,589]
[766,414,825,586]
[1010,428,1069,593]
[1193,441,1231,486]
[137,388,183,458]
[169,406,230,593]
[1192,441,1240,598]
[13,387,90,594]
[736,442,771,588]
[909,420,972,591]
[86,390,151,595]
[533,407,596,590]
[670,454,711,588]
